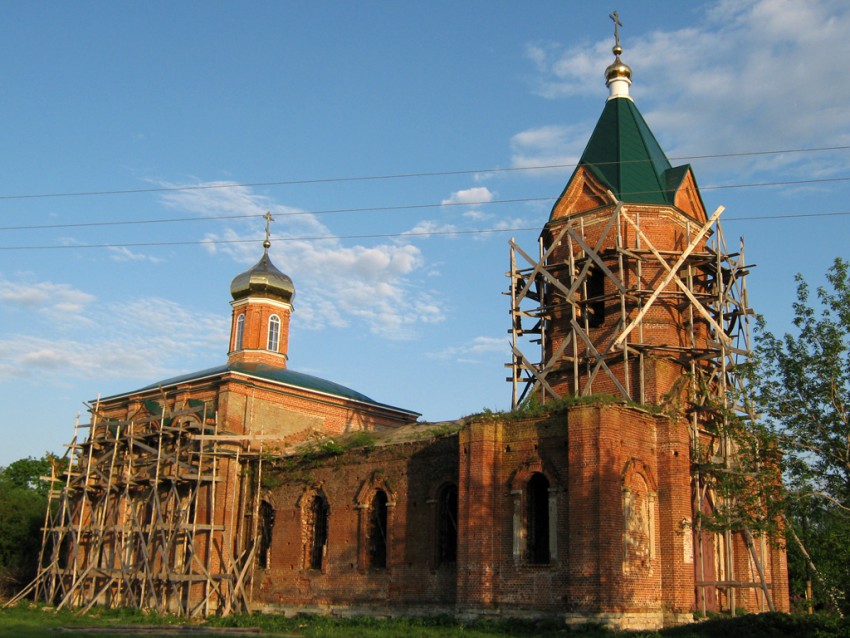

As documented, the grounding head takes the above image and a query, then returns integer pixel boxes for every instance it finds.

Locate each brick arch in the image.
[172,412,203,432]
[296,483,330,512]
[257,487,283,510]
[621,458,657,493]
[508,457,559,492]
[355,471,396,507]
[427,479,457,503]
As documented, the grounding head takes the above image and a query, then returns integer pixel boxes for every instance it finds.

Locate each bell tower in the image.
[508,15,751,410]
[227,212,295,368]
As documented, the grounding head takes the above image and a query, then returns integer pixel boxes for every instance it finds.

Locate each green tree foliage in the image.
[0,455,52,598]
[754,257,850,614]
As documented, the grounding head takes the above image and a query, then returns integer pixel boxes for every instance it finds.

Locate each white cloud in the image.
[0,278,229,384]
[524,0,850,178]
[405,220,459,239]
[493,217,529,231]
[428,336,506,363]
[108,246,163,263]
[525,40,610,99]
[0,277,95,317]
[159,182,446,339]
[510,124,584,173]
[441,187,495,206]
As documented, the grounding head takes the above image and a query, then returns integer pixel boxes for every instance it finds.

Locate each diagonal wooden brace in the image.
[614,205,727,348]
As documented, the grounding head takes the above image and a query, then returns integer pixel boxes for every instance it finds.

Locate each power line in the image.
[0,198,552,232]
[1,210,848,251]
[700,176,850,192]
[726,210,850,221]
[0,228,535,250]
[3,171,850,233]
[0,144,848,202]
[0,213,266,232]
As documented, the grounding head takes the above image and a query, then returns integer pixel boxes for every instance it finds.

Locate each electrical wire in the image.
[2,172,850,234]
[0,198,553,232]
[0,144,847,202]
[1,143,848,249]
[1,210,848,251]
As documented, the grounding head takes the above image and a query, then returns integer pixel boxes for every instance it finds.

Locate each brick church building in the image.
[21,23,788,631]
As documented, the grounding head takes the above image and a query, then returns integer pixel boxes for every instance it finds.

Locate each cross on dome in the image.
[605,9,632,100]
[610,10,622,49]
[263,211,274,250]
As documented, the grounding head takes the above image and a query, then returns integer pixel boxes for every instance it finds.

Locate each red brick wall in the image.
[88,379,788,623]
[228,299,291,366]
[247,405,696,622]
[251,433,460,611]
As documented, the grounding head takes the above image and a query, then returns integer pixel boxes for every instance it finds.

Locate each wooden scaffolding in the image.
[8,396,264,617]
[506,199,748,407]
[506,195,776,613]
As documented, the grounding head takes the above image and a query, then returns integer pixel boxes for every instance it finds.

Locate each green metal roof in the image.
[103,361,419,417]
[569,96,684,206]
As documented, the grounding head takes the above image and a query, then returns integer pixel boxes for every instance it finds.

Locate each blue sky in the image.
[1,0,849,465]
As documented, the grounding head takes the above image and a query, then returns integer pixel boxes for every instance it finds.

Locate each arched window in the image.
[586,267,605,328]
[368,490,388,569]
[267,314,280,352]
[436,484,458,566]
[527,473,550,564]
[258,501,275,569]
[307,494,328,570]
[234,314,245,351]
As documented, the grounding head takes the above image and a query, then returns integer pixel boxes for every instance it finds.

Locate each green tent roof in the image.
[570,96,684,206]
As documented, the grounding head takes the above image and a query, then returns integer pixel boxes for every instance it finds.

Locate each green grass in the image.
[0,604,846,638]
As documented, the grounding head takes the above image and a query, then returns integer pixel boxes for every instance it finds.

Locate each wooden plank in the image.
[511,345,560,401]
[192,434,280,442]
[696,580,774,588]
[566,227,628,295]
[614,205,727,347]
[570,318,630,399]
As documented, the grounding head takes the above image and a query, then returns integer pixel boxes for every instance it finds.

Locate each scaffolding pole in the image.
[7,395,264,617]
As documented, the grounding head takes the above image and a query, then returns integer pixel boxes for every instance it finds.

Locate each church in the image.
[18,20,789,631]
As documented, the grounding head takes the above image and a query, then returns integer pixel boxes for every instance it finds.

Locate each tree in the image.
[754,257,850,614]
[688,375,786,612]
[0,455,53,598]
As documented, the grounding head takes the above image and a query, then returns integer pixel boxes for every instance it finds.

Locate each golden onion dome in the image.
[605,45,632,82]
[230,247,295,303]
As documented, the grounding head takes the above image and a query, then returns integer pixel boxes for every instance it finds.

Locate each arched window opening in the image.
[527,473,550,564]
[258,501,275,569]
[586,267,605,328]
[368,490,388,569]
[308,495,328,570]
[234,314,245,351]
[267,314,281,352]
[437,484,458,566]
